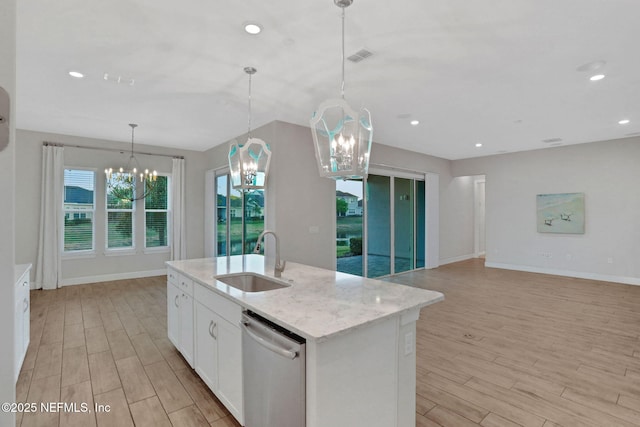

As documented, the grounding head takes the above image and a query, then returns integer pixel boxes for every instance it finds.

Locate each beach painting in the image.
[536,193,585,234]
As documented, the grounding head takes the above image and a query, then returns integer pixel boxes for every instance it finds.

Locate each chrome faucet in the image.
[253,230,286,278]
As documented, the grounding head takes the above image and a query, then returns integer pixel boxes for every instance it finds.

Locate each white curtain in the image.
[34,145,64,289]
[171,158,187,260]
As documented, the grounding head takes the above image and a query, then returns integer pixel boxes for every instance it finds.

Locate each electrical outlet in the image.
[607,257,614,264]
[404,332,414,356]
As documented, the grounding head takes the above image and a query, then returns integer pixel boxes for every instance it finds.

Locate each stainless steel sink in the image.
[216,273,290,292]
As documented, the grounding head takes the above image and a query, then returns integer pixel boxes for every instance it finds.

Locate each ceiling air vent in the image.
[347,49,373,63]
[542,138,562,143]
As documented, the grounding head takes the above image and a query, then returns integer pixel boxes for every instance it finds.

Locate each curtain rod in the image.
[42,141,184,159]
[369,162,426,175]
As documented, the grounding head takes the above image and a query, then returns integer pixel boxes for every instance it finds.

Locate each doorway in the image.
[474,178,486,258]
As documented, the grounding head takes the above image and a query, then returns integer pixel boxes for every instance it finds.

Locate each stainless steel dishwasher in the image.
[241,311,306,427]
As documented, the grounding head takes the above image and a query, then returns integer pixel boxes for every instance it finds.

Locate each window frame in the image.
[144,173,171,253]
[62,167,97,258]
[105,172,136,253]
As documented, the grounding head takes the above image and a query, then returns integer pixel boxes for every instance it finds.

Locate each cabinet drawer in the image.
[194,284,242,327]
[167,268,179,286]
[178,274,194,296]
[15,271,29,304]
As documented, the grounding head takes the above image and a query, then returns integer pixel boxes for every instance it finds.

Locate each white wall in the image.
[0,0,16,420]
[205,121,476,270]
[15,129,208,285]
[452,138,640,285]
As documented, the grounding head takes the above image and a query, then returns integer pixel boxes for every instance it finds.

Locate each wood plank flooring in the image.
[17,259,640,426]
[385,259,640,427]
[17,275,240,427]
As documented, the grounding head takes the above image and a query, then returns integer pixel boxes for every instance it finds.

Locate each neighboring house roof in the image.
[64,186,93,204]
[336,190,358,199]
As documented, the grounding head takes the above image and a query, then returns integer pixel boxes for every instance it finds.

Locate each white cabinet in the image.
[194,301,219,391]
[14,264,31,382]
[216,315,243,419]
[167,281,180,347]
[166,268,194,368]
[194,283,243,425]
[179,291,194,366]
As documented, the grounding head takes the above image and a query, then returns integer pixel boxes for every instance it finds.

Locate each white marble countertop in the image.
[167,255,444,341]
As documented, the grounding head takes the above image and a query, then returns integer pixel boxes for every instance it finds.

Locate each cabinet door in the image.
[180,292,194,367]
[14,296,24,382]
[167,282,181,348]
[22,282,30,354]
[217,319,243,424]
[194,302,219,392]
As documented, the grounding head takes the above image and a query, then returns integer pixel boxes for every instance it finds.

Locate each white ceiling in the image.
[16,0,640,160]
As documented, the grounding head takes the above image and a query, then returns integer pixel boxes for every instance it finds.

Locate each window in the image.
[145,175,170,248]
[106,174,134,249]
[63,169,95,252]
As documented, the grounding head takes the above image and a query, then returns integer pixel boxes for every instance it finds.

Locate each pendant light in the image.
[310,0,373,180]
[105,124,157,202]
[228,67,272,191]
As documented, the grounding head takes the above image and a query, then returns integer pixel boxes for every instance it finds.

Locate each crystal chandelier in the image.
[105,124,157,202]
[229,67,272,191]
[310,0,372,180]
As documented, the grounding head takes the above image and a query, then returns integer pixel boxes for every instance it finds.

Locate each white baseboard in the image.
[439,253,476,266]
[485,262,640,287]
[60,269,167,287]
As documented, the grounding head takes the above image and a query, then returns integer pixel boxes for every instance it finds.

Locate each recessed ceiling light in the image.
[589,74,605,81]
[475,143,483,148]
[244,23,262,35]
[68,71,84,78]
[410,120,419,126]
[576,60,606,72]
[619,119,630,125]
[542,137,562,143]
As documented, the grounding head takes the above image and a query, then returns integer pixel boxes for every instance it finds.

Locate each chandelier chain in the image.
[248,71,252,138]
[341,7,346,100]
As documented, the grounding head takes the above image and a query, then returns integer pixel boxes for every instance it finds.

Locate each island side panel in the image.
[306,316,403,427]
[397,311,419,427]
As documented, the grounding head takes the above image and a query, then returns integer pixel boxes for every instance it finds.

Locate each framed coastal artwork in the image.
[536,193,585,234]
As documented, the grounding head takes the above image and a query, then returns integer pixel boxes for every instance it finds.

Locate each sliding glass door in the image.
[336,173,426,278]
[366,175,391,277]
[215,170,265,256]
[394,177,414,274]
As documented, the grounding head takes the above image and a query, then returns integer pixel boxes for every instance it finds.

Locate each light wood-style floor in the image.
[387,259,640,427]
[17,259,640,426]
[16,275,241,427]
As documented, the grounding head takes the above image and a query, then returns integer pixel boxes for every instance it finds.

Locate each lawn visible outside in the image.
[64,220,93,251]
[217,218,265,254]
[336,215,362,258]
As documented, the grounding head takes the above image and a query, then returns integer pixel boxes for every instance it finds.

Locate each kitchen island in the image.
[167,255,443,427]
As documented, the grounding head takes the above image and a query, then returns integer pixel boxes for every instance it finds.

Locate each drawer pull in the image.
[23,298,29,312]
[174,295,179,307]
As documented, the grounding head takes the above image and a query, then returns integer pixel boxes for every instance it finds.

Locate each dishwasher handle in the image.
[241,319,298,360]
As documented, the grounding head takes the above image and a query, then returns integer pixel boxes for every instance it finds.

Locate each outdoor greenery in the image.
[336,215,362,258]
[336,198,348,216]
[64,176,169,251]
[349,237,362,255]
[64,219,92,251]
[217,218,265,255]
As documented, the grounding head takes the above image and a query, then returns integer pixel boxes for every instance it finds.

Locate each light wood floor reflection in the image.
[386,258,640,427]
[17,275,241,427]
[17,259,640,426]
